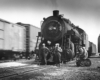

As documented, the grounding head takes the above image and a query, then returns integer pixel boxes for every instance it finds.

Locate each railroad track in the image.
[0,64,31,73]
[0,59,38,73]
[0,59,76,79]
[0,64,55,79]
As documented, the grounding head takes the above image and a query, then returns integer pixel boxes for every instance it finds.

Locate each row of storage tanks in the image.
[0,19,40,53]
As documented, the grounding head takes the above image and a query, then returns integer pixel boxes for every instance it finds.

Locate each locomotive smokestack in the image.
[53,10,59,16]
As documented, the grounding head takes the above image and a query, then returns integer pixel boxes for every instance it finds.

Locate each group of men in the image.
[40,42,90,67]
[41,43,62,66]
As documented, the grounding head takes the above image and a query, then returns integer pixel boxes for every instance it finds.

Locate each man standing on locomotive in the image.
[54,43,62,67]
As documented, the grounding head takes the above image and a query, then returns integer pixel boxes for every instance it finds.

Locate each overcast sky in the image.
[0,0,100,46]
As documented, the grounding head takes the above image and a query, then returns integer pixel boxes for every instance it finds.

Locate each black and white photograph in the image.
[0,0,100,80]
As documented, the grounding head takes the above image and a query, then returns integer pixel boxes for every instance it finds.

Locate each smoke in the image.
[50,0,58,10]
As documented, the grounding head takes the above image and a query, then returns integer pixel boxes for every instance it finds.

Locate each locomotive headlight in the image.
[47,20,62,32]
[53,27,56,30]
[48,26,57,30]
[46,20,62,38]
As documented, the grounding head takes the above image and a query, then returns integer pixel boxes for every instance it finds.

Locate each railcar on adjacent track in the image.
[0,20,40,60]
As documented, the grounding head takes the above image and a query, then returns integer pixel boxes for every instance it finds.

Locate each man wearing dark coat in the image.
[40,43,49,65]
[54,43,62,67]
[76,45,91,67]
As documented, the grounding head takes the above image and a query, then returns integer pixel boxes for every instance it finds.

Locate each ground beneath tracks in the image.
[0,58,100,80]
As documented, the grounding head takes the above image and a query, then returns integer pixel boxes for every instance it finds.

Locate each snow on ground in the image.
[0,62,28,68]
[0,62,40,68]
[46,68,74,76]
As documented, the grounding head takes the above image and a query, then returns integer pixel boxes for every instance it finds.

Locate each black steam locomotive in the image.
[36,10,96,64]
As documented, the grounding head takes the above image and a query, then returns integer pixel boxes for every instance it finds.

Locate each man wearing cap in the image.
[41,43,49,65]
[78,45,88,60]
[76,45,91,67]
[54,43,62,67]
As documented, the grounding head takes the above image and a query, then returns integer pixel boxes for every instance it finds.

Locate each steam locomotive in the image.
[36,10,96,64]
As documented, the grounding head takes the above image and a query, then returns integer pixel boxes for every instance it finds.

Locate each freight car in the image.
[0,19,40,60]
[36,10,96,65]
[17,22,40,59]
[0,19,26,60]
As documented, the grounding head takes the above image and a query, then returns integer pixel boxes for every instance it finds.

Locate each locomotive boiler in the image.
[41,10,80,42]
[37,10,93,64]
